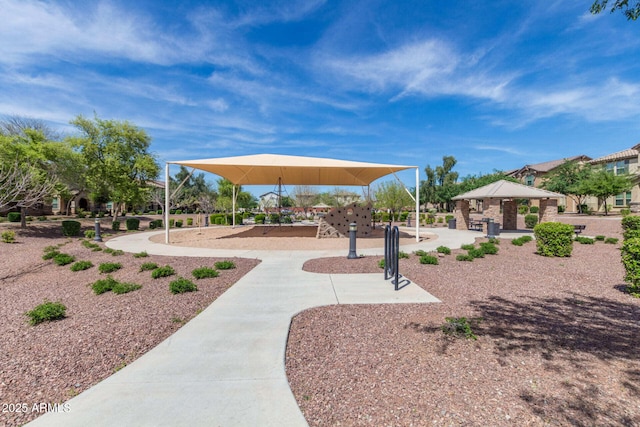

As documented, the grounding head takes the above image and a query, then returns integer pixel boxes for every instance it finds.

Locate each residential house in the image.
[588,143,640,213]
[507,155,592,212]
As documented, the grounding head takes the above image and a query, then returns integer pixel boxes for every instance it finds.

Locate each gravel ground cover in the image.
[289,216,640,426]
[0,222,259,427]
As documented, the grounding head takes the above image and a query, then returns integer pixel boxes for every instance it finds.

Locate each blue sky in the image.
[1,0,639,196]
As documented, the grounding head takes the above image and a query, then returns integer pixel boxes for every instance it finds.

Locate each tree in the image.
[0,115,62,141]
[0,130,61,227]
[591,0,640,20]
[292,185,318,216]
[374,180,414,220]
[540,160,593,213]
[169,166,217,212]
[580,167,633,215]
[457,171,514,194]
[68,115,160,219]
[215,178,255,216]
[422,156,459,212]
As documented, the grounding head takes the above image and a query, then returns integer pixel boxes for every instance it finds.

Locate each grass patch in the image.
[53,253,75,266]
[111,282,142,294]
[26,300,66,325]
[192,267,219,279]
[511,235,533,246]
[98,262,122,274]
[595,235,606,241]
[575,236,595,244]
[139,262,159,272]
[214,260,236,270]
[104,248,124,256]
[70,260,93,272]
[152,265,176,279]
[441,317,482,340]
[169,277,198,294]
[605,237,619,244]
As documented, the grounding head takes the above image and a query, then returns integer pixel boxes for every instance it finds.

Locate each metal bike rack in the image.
[384,225,410,291]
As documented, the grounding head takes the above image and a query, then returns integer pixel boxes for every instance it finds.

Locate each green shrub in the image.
[175,209,183,215]
[170,277,198,294]
[456,254,474,261]
[112,221,121,231]
[437,216,444,223]
[254,214,266,224]
[529,206,539,214]
[557,205,565,213]
[524,214,538,229]
[413,250,428,257]
[441,317,481,340]
[133,251,148,258]
[518,206,529,215]
[533,222,574,257]
[479,242,499,255]
[169,219,175,227]
[91,276,118,294]
[595,235,606,241]
[53,253,75,266]
[461,244,475,251]
[125,218,140,231]
[605,237,619,244]
[84,229,96,239]
[99,262,122,274]
[398,251,410,259]
[175,220,183,228]
[70,260,93,271]
[1,230,16,243]
[192,267,220,279]
[214,260,236,270]
[104,248,124,256]
[621,237,640,297]
[436,246,451,255]
[26,300,66,325]
[42,246,60,260]
[140,262,159,272]
[37,215,47,221]
[621,208,632,216]
[512,235,533,246]
[61,220,81,236]
[622,216,640,240]
[378,259,385,268]
[187,218,193,226]
[82,240,102,251]
[111,282,142,294]
[575,236,595,244]
[488,237,500,245]
[468,248,485,259]
[445,214,454,223]
[152,265,175,279]
[419,254,439,265]
[7,212,21,222]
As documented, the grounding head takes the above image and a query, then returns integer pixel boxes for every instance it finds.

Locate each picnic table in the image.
[573,224,586,235]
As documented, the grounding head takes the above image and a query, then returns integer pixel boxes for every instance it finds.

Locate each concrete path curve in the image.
[27,227,480,427]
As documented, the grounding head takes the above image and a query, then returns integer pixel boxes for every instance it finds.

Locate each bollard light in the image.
[94,217,103,242]
[347,222,358,259]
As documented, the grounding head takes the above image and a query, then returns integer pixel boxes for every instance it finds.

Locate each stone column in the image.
[502,200,518,230]
[455,200,470,230]
[539,198,558,223]
[482,198,501,234]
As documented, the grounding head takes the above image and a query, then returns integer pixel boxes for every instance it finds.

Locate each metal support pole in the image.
[94,218,102,242]
[347,222,358,259]
[165,163,170,244]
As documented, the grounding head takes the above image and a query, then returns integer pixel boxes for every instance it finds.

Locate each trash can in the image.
[448,218,456,229]
[487,222,500,238]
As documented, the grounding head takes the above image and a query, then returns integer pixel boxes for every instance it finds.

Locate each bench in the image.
[574,225,586,235]
[469,220,484,231]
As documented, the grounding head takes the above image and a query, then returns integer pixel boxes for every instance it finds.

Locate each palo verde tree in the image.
[580,166,634,215]
[540,160,593,214]
[374,180,414,220]
[68,115,160,219]
[591,0,640,20]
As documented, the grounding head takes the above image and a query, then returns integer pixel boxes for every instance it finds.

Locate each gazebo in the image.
[164,154,419,243]
[451,180,565,233]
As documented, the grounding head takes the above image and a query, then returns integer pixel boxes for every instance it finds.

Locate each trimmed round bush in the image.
[61,220,81,236]
[175,220,183,228]
[112,220,121,231]
[7,212,21,222]
[187,218,193,226]
[170,277,198,294]
[524,214,538,229]
[533,222,574,257]
[529,206,539,213]
[126,218,140,231]
[622,215,640,240]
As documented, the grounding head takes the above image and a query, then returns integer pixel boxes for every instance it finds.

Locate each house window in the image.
[51,198,59,210]
[606,159,629,175]
[615,192,632,206]
[525,174,535,186]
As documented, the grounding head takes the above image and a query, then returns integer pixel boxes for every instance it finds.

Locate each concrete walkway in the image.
[28,227,481,427]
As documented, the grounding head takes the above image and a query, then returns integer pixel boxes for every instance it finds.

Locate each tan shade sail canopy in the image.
[170,154,416,186]
[452,180,564,200]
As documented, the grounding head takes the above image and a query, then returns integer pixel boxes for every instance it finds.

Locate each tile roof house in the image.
[587,143,640,213]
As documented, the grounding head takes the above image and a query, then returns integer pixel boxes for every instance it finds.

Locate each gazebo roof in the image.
[452,180,564,200]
